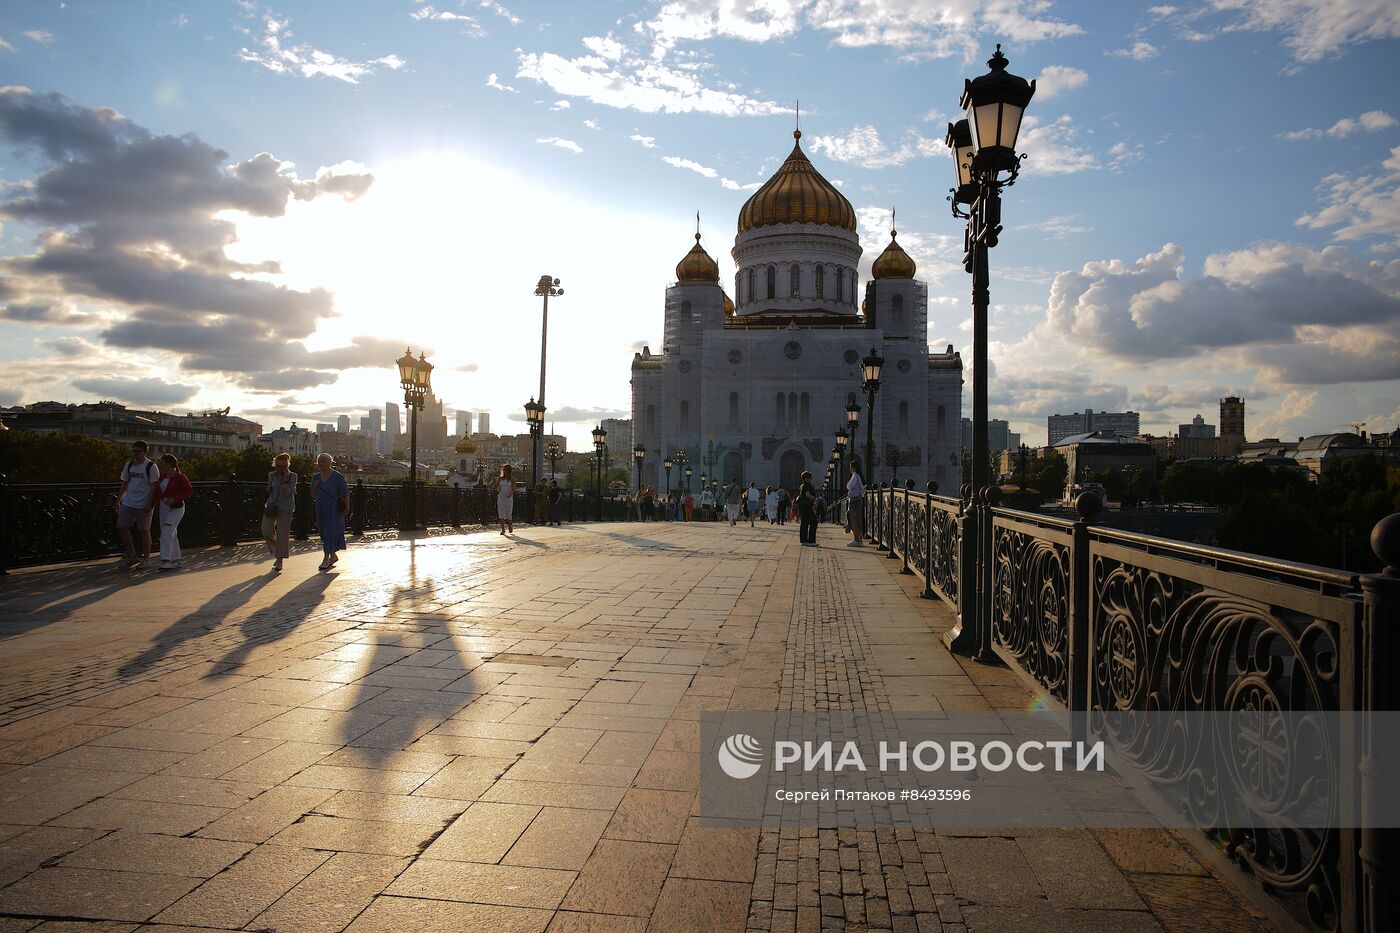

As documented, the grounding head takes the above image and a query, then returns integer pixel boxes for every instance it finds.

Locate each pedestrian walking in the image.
[641,486,655,521]
[745,482,761,527]
[155,454,192,569]
[724,481,743,525]
[797,471,819,546]
[547,479,563,525]
[114,440,158,569]
[495,464,518,535]
[764,485,779,525]
[846,459,866,547]
[311,453,350,569]
[776,485,789,525]
[533,480,549,524]
[700,486,714,521]
[683,491,695,522]
[263,452,297,572]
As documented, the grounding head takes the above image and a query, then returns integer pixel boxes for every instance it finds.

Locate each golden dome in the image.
[676,233,719,283]
[738,131,856,233]
[455,437,476,454]
[872,229,916,279]
[723,292,735,317]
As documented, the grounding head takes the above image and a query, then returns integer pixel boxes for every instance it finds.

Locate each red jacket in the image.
[159,471,193,505]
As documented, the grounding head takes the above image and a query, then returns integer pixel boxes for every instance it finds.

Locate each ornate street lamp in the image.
[524,397,545,489]
[861,346,884,492]
[663,455,674,500]
[684,464,693,493]
[845,400,861,432]
[943,44,1034,661]
[533,275,563,482]
[397,348,433,531]
[632,443,645,494]
[546,440,562,479]
[592,424,607,520]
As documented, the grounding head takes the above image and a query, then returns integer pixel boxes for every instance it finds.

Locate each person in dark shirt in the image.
[797,470,819,546]
[547,479,563,526]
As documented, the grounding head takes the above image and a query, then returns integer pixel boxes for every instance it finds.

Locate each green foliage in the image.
[180,445,314,482]
[1030,452,1068,501]
[1162,455,1399,572]
[1087,468,1127,503]
[0,431,129,483]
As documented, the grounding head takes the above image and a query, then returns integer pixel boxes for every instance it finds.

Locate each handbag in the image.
[264,503,279,518]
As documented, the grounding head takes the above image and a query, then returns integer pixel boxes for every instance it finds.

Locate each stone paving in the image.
[0,521,1274,932]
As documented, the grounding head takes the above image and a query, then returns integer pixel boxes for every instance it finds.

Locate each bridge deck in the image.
[0,522,1271,932]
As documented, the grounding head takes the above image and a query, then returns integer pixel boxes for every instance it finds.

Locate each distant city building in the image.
[961,418,1019,452]
[454,410,472,438]
[0,402,259,458]
[320,431,374,463]
[336,414,350,434]
[477,412,491,435]
[1178,414,1215,439]
[601,418,633,454]
[1054,431,1157,488]
[1219,396,1246,457]
[260,422,319,458]
[1047,409,1141,446]
[385,402,401,441]
[316,422,335,435]
[1290,432,1399,478]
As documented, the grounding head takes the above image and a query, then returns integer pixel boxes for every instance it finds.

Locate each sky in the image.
[1,0,1397,450]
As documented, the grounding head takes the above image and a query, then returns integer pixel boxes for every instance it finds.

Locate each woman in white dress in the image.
[496,464,518,535]
[764,486,780,524]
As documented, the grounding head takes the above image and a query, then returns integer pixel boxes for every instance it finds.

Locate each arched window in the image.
[936,405,946,439]
[898,400,909,435]
[788,392,797,426]
[766,266,776,299]
[789,265,800,298]
[799,393,810,430]
[680,400,690,432]
[815,266,825,298]
[646,404,656,434]
[776,393,786,431]
[835,268,843,302]
[748,268,755,302]
[849,272,856,304]
[729,391,739,428]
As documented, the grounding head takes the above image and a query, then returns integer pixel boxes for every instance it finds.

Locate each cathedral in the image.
[630,129,963,494]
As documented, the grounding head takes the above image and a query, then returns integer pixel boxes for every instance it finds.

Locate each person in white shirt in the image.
[700,487,714,521]
[764,486,780,524]
[846,460,866,547]
[745,482,761,527]
[115,440,158,568]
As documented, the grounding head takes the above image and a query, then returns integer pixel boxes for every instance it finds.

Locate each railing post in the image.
[874,483,886,550]
[899,479,913,573]
[452,485,461,527]
[921,482,938,599]
[974,485,1002,663]
[351,479,366,536]
[0,473,9,575]
[887,482,899,561]
[947,484,978,655]
[293,475,311,541]
[1359,513,1400,933]
[1068,491,1102,738]
[222,472,239,547]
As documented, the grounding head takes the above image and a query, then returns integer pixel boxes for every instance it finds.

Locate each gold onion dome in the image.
[723,292,735,317]
[872,228,916,279]
[738,130,856,233]
[676,233,720,283]
[455,438,475,454]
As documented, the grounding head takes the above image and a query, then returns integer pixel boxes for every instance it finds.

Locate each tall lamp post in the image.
[533,275,563,483]
[592,424,607,520]
[396,348,433,531]
[861,347,884,489]
[546,441,562,479]
[632,444,645,495]
[683,465,693,493]
[943,43,1035,660]
[663,456,674,500]
[524,397,545,489]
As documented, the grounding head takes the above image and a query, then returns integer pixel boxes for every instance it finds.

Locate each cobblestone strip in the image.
[749,549,954,933]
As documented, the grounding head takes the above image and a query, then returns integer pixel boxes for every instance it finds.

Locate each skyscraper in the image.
[477,412,491,435]
[1047,409,1141,445]
[367,408,381,432]
[455,410,472,438]
[385,402,401,439]
[1219,396,1246,457]
[336,414,350,434]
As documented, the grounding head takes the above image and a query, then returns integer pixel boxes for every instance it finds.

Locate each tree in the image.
[1031,452,1068,502]
[0,431,129,483]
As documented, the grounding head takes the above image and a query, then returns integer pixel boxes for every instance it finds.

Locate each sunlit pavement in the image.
[0,521,1272,932]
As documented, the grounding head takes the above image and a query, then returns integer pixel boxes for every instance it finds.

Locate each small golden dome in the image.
[738,130,856,233]
[723,292,735,317]
[676,233,719,283]
[871,229,916,279]
[455,438,476,454]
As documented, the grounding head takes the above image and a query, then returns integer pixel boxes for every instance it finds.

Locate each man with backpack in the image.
[115,440,158,569]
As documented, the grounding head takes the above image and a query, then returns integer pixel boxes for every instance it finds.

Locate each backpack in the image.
[125,459,157,484]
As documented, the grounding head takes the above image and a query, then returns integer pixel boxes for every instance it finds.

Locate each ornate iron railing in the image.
[856,481,1397,933]
[0,476,634,569]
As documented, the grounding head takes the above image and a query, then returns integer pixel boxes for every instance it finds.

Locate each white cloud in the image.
[855,207,960,286]
[808,124,942,169]
[1208,0,1400,64]
[550,99,571,110]
[0,36,15,53]
[1018,116,1100,176]
[1280,110,1396,140]
[1108,41,1159,60]
[1107,140,1145,171]
[582,119,600,130]
[536,136,582,154]
[410,5,481,32]
[24,30,53,44]
[581,34,625,61]
[486,72,518,92]
[662,155,717,178]
[629,133,656,148]
[1035,65,1088,99]
[1148,5,1179,15]
[477,1,520,25]
[1296,145,1400,250]
[516,46,787,116]
[238,13,406,83]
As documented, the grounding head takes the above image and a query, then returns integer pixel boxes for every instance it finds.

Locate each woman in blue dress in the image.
[311,453,350,570]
